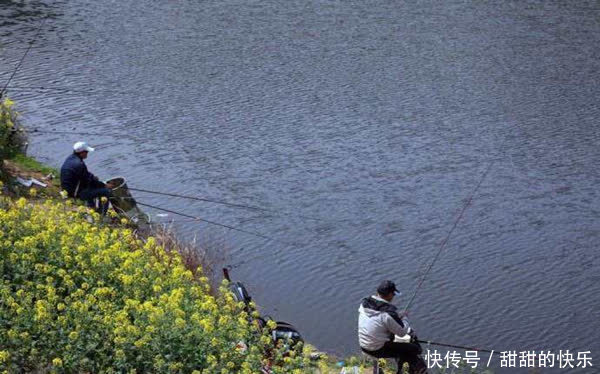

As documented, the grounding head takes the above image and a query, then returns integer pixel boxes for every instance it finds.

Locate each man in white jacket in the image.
[358,280,427,374]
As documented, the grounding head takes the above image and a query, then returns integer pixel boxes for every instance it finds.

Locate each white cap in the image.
[73,141,95,153]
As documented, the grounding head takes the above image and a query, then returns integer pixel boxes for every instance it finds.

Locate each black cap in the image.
[377,280,400,296]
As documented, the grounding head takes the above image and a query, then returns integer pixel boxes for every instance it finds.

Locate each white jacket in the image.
[358,295,411,351]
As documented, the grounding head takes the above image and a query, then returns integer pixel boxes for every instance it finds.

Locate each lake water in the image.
[1,1,599,371]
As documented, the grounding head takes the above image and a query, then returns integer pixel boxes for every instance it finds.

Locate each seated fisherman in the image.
[358,280,428,374]
[60,141,111,214]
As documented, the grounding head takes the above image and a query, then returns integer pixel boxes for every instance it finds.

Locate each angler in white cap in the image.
[60,141,111,214]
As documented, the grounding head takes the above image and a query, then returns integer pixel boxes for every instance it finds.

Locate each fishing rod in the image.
[26,128,113,137]
[25,127,137,139]
[25,126,336,223]
[404,160,495,312]
[134,200,277,242]
[5,85,124,96]
[152,217,218,224]
[417,339,495,354]
[1,18,47,99]
[129,186,335,222]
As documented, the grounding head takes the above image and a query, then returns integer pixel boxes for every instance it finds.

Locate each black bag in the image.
[271,320,303,350]
[223,269,303,352]
[228,281,252,307]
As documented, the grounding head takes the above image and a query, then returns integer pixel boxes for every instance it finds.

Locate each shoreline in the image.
[0,96,497,373]
[1,96,358,373]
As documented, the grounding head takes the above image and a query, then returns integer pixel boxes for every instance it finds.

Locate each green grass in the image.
[10,153,58,176]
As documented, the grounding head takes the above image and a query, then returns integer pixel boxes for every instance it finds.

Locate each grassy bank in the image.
[0,194,326,373]
[0,166,330,373]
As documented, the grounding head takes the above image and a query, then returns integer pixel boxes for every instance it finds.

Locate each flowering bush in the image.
[0,197,313,373]
[0,97,25,162]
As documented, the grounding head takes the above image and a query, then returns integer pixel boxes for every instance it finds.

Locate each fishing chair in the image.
[361,352,383,374]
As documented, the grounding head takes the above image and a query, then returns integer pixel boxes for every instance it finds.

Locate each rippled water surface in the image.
[2,0,599,370]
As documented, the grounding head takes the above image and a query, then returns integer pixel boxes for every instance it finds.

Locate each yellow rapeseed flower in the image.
[0,196,313,373]
[0,350,9,363]
[206,355,217,365]
[16,197,26,208]
[3,97,14,107]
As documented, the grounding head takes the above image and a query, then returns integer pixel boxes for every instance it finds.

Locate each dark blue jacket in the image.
[60,153,104,198]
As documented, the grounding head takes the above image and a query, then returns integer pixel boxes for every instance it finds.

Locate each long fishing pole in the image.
[129,186,334,222]
[404,160,495,312]
[26,128,336,223]
[5,85,124,96]
[26,127,137,138]
[417,339,494,354]
[1,18,47,99]
[134,200,276,242]
[27,128,111,137]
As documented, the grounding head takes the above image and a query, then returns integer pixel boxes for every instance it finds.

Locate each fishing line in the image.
[134,200,277,242]
[1,46,44,52]
[1,18,47,99]
[403,160,495,312]
[24,126,343,223]
[5,85,122,96]
[26,128,117,137]
[129,186,337,222]
[152,217,216,224]
[25,127,142,140]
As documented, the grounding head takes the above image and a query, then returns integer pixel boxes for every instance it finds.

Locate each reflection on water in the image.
[1,0,599,370]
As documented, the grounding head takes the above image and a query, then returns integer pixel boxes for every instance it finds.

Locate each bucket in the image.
[106,176,150,226]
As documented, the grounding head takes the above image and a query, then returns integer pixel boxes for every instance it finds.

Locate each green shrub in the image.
[0,97,25,162]
[0,197,313,373]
